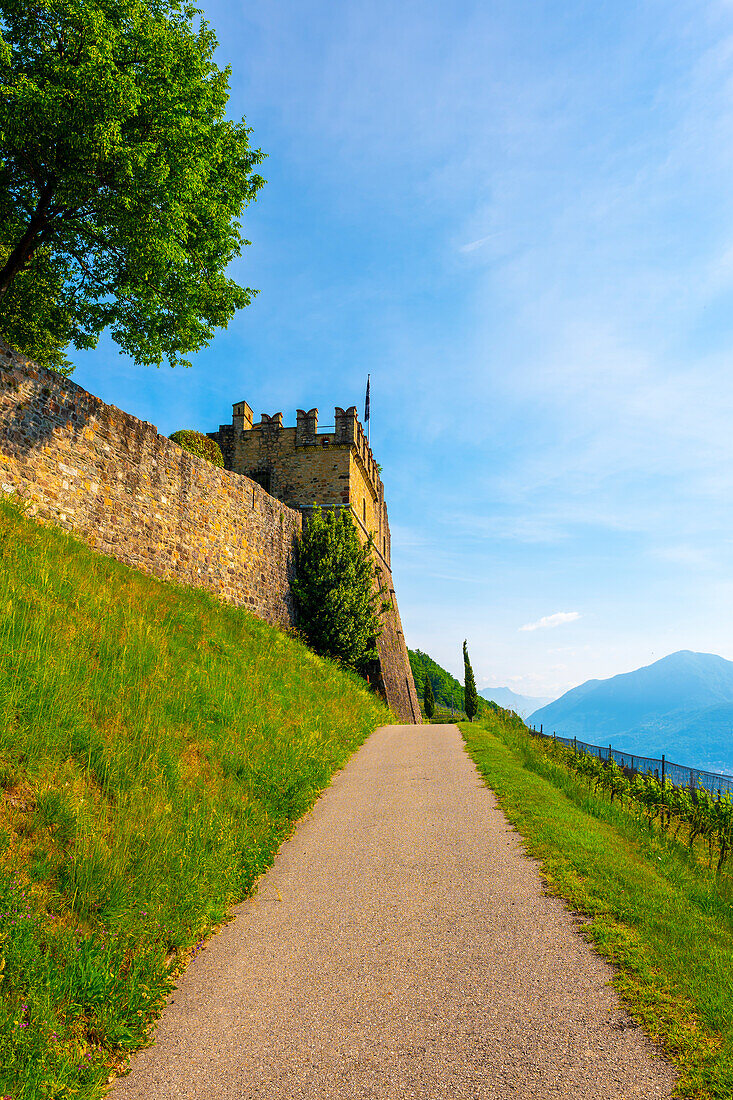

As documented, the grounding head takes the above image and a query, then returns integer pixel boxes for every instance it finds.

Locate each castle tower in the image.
[209,402,420,722]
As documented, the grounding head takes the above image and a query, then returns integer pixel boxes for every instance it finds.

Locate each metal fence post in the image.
[609,744,612,764]
[661,755,665,784]
[574,736,577,756]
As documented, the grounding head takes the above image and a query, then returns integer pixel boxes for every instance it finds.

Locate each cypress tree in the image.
[423,674,435,720]
[463,639,478,722]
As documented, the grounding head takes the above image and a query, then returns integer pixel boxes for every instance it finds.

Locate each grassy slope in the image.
[0,499,391,1099]
[462,712,733,1100]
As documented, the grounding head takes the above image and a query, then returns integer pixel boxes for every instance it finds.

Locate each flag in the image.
[365,374,370,424]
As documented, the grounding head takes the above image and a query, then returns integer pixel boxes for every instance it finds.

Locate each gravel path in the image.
[111,723,675,1099]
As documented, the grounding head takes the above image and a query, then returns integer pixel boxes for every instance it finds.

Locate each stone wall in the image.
[0,340,301,626]
[372,565,421,724]
[224,423,353,512]
[0,339,421,724]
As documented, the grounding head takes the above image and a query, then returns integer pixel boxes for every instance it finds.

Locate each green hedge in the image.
[170,429,224,468]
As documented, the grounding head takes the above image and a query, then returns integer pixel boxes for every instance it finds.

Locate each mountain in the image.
[480,686,553,718]
[529,651,733,775]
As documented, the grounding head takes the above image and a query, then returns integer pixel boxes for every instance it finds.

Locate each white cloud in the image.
[519,612,581,632]
[652,544,716,570]
[458,234,497,254]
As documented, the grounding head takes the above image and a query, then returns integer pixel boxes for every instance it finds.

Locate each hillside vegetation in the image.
[408,648,498,721]
[0,499,390,1099]
[464,710,733,1099]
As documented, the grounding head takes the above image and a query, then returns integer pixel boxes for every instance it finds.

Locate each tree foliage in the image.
[408,647,493,719]
[292,507,388,674]
[170,429,223,467]
[463,639,478,722]
[423,673,435,720]
[0,244,77,372]
[0,0,265,370]
[409,648,463,713]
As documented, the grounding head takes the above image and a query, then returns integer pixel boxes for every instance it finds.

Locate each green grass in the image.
[0,498,391,1098]
[461,713,733,1100]
[425,706,467,723]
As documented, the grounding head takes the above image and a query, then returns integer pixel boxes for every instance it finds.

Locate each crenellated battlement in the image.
[226,403,382,494]
[296,408,318,444]
[209,401,388,561]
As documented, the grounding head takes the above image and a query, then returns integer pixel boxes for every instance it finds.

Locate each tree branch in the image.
[0,181,57,299]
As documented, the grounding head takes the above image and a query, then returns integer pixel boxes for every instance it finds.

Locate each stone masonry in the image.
[0,336,420,723]
[211,402,391,564]
[0,340,301,626]
[210,403,421,723]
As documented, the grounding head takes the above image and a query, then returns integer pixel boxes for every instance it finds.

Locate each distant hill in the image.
[530,651,733,775]
[480,686,553,718]
[408,649,497,719]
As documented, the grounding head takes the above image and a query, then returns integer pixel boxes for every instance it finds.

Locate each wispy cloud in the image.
[458,234,497,254]
[652,544,715,569]
[520,612,581,632]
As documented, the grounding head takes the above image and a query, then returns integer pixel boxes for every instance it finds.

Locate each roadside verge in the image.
[461,714,733,1100]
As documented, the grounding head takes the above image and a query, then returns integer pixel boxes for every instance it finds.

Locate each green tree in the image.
[292,507,388,674]
[463,639,478,722]
[423,673,435,720]
[0,0,265,371]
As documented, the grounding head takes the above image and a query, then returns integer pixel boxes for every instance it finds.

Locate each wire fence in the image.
[528,725,733,797]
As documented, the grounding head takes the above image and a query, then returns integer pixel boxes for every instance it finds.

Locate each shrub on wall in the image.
[170,430,224,468]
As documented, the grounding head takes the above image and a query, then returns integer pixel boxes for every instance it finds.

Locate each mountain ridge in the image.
[480,686,553,717]
[530,650,733,774]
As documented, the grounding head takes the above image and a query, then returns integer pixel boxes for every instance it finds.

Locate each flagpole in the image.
[365,374,371,444]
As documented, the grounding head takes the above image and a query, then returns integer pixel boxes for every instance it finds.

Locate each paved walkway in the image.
[112,724,675,1099]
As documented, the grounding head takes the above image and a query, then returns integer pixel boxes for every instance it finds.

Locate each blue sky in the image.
[71,0,733,698]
